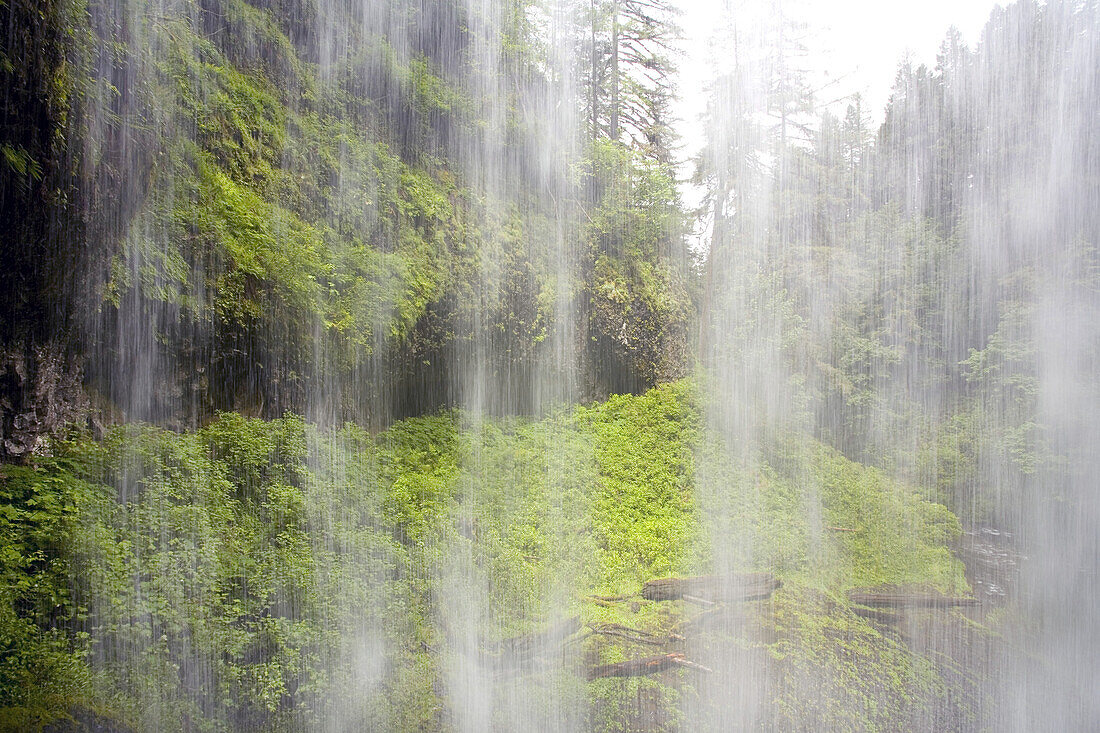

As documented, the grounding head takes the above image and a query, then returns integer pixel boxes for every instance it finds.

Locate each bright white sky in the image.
[673,0,1004,166]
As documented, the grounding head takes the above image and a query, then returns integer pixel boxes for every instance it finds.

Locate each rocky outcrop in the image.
[0,341,88,459]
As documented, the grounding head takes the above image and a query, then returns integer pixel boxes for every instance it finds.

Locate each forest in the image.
[0,0,1096,730]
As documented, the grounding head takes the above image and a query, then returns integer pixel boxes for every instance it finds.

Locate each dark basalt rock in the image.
[0,341,88,460]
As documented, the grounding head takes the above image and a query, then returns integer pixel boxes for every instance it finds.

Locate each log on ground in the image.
[851,606,903,624]
[587,653,712,680]
[483,616,581,661]
[847,591,978,609]
[641,573,780,602]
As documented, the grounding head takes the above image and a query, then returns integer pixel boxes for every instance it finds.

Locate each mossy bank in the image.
[0,381,1000,732]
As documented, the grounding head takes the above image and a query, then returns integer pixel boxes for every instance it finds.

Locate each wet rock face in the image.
[958,527,1023,604]
[0,341,88,460]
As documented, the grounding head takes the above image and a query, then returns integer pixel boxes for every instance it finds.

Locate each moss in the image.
[79,0,533,418]
[581,141,694,393]
[765,589,950,731]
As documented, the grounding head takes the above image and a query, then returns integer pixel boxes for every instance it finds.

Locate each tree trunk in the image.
[610,0,620,141]
[587,653,712,680]
[641,573,780,602]
[590,0,599,140]
[847,591,978,609]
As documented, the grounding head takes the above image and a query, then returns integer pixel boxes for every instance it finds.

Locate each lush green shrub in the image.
[0,383,979,731]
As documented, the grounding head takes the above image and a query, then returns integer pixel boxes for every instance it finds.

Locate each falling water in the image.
[0,0,1097,730]
[695,0,1100,728]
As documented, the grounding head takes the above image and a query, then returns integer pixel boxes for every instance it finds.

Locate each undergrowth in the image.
[0,381,977,731]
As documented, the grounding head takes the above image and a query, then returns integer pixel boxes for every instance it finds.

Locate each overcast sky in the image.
[673,0,1004,163]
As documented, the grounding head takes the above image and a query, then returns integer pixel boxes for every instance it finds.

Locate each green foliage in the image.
[6,0,694,424]
[0,383,980,731]
[813,443,965,591]
[691,426,966,593]
[0,462,94,730]
[583,382,702,591]
[87,0,548,415]
[581,141,694,392]
[0,144,43,181]
[767,590,949,731]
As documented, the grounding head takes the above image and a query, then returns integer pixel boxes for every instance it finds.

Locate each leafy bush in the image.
[0,383,977,730]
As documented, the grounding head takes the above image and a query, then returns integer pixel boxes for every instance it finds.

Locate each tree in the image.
[580,0,680,161]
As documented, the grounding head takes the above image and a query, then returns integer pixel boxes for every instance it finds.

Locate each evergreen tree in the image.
[580,0,680,161]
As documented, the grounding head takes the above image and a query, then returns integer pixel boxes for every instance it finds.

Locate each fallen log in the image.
[641,573,781,602]
[593,622,654,637]
[587,653,712,680]
[851,606,903,624]
[589,622,684,647]
[847,591,978,609]
[590,623,664,647]
[483,616,581,660]
[586,593,640,609]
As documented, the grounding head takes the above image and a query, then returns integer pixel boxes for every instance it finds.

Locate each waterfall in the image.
[0,0,1097,730]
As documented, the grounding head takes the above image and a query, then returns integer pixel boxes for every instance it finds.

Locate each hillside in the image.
[0,382,999,731]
